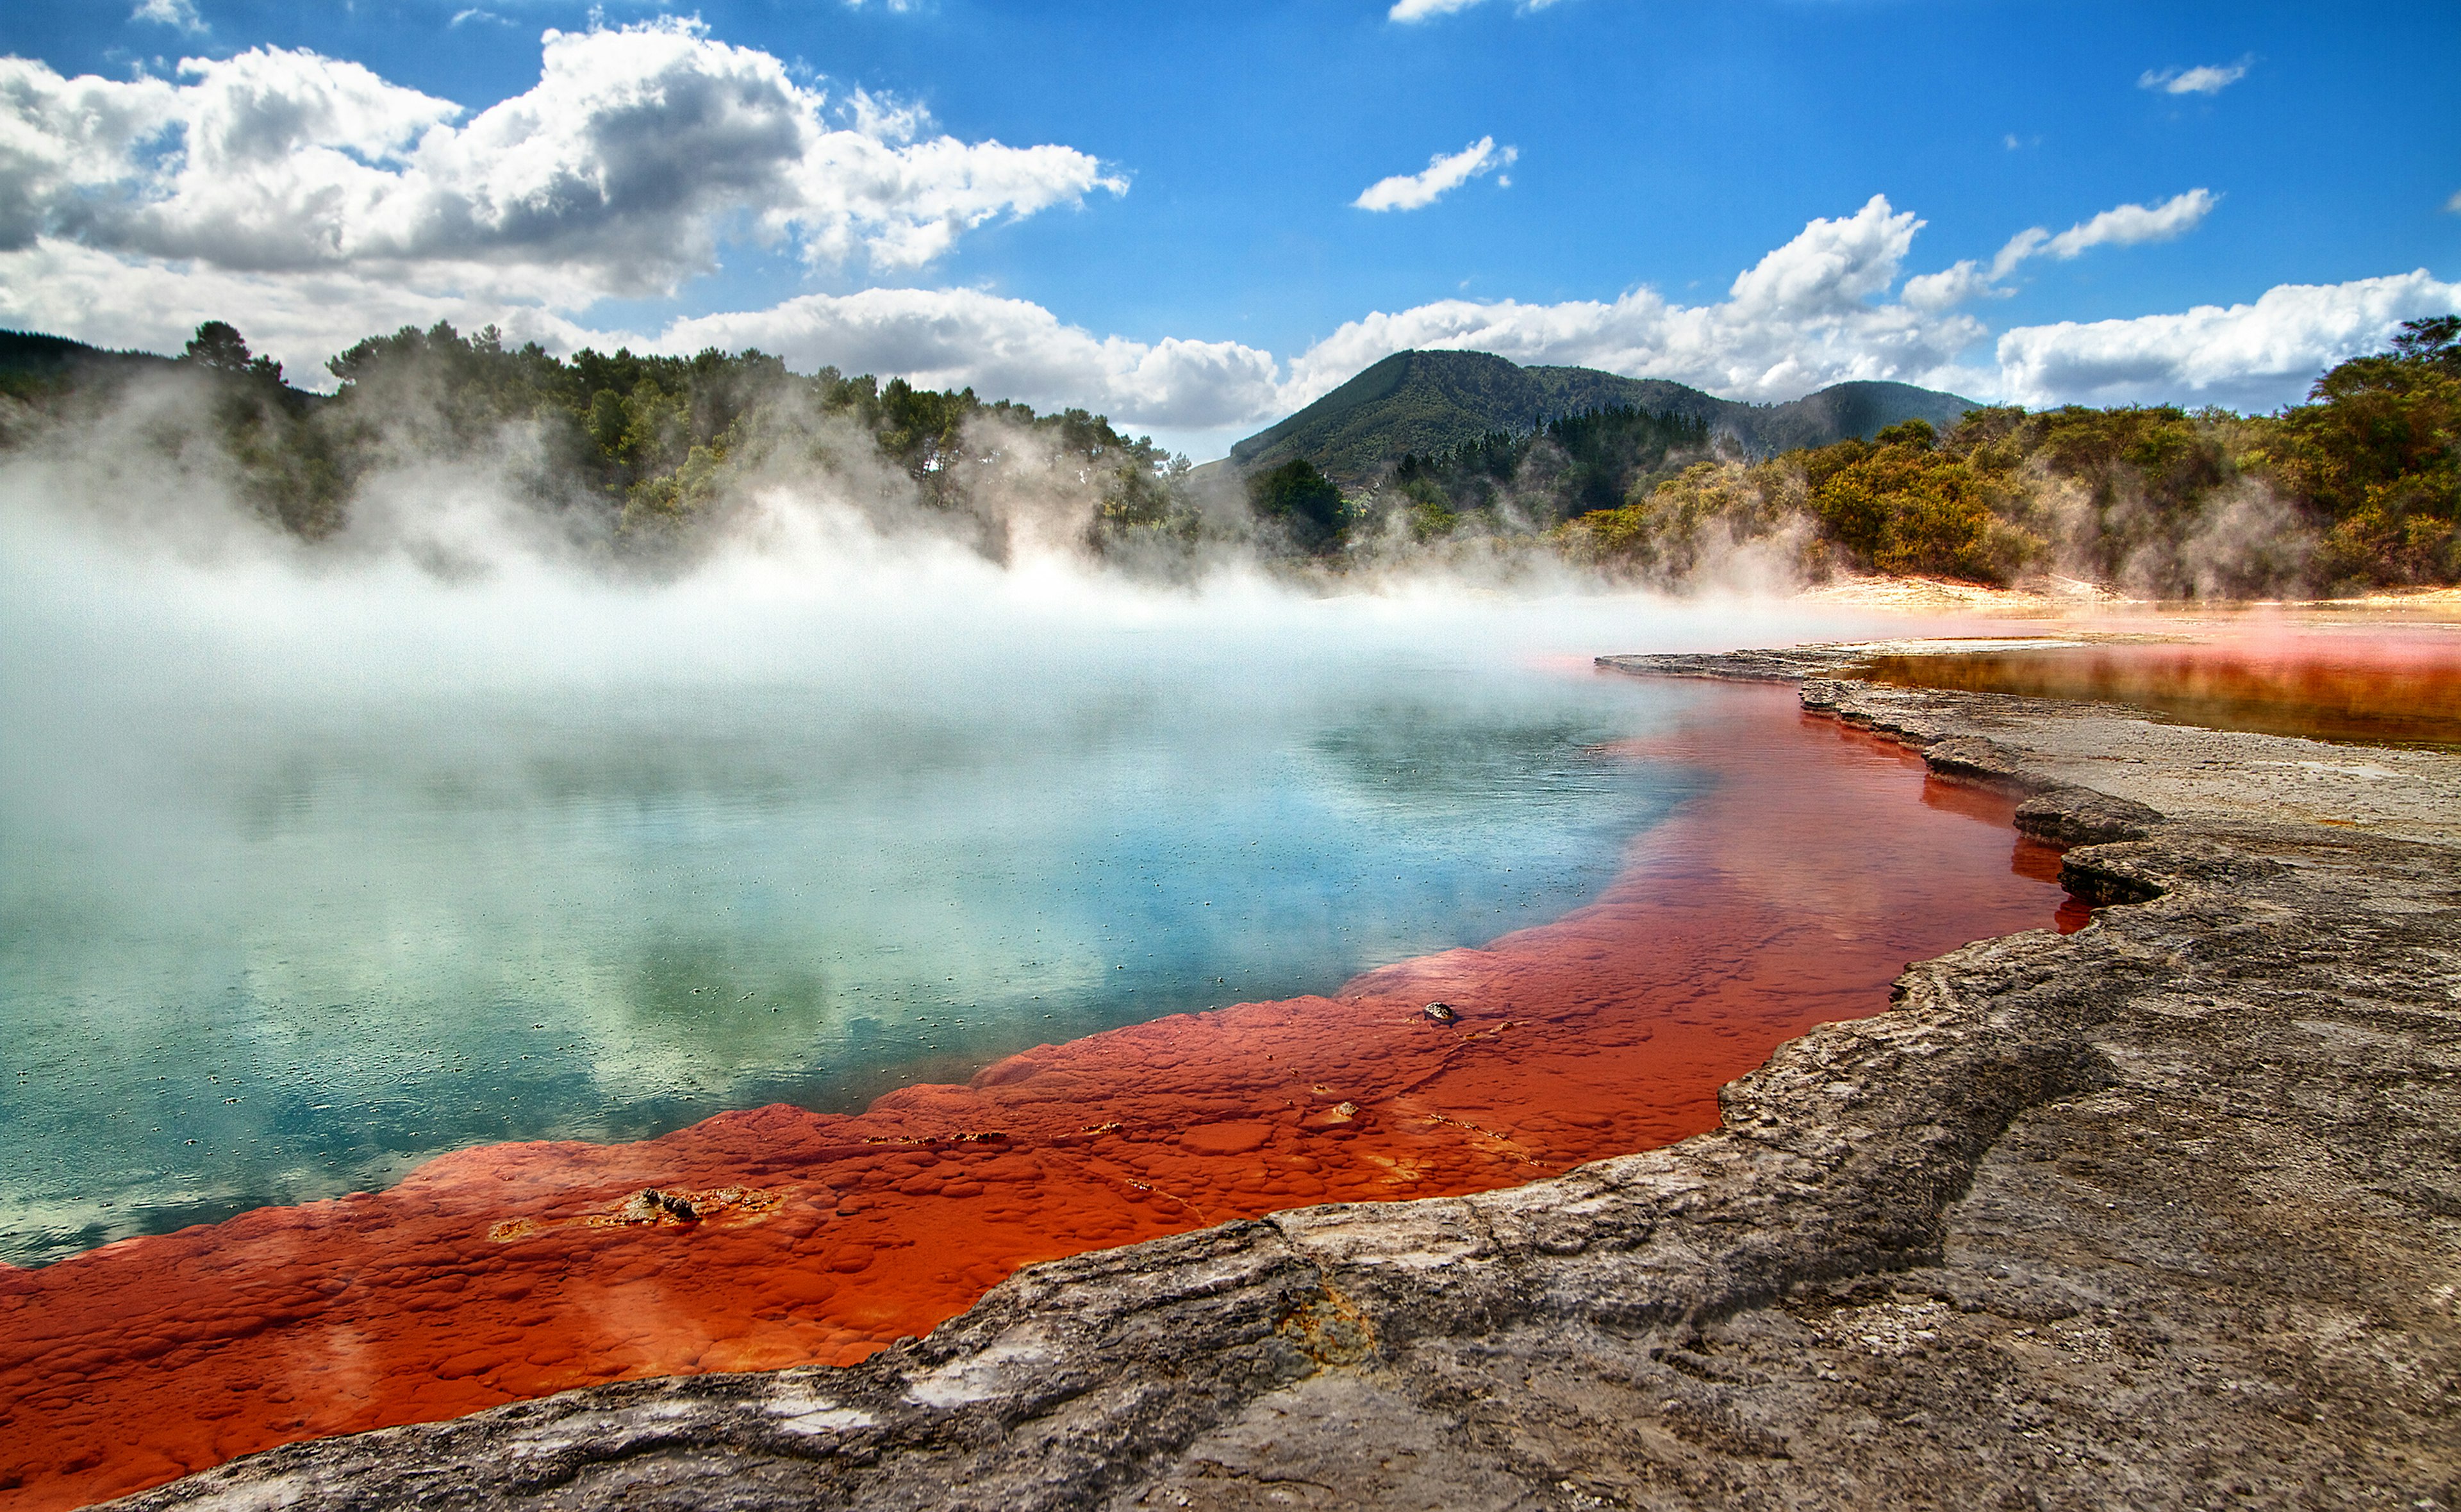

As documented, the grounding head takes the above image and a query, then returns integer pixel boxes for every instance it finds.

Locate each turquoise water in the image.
[0,621,1718,1265]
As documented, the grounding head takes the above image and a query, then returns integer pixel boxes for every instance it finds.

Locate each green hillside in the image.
[0,329,176,394]
[1224,349,1976,486]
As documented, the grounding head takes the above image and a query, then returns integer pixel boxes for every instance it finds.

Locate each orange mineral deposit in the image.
[0,684,2076,1509]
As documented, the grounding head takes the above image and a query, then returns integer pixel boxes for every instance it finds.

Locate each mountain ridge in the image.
[1224,350,1979,486]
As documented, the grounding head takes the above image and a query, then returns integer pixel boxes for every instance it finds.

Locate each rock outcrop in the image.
[113,650,2461,1511]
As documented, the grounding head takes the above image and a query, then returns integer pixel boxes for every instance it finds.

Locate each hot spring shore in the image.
[90,646,2461,1508]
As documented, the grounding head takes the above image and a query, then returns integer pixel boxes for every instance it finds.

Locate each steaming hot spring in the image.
[1,495,2079,1506]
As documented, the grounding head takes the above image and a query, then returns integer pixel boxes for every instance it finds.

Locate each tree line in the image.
[1,319,1196,564]
[4,314,2455,595]
[1558,316,2461,596]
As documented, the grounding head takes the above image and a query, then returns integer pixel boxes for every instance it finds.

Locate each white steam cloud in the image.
[0,355,1859,667]
[1353,137,1518,212]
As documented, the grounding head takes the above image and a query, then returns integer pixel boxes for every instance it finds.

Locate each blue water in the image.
[0,636,1720,1265]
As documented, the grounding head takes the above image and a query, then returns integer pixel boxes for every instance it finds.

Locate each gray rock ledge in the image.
[115,648,2461,1511]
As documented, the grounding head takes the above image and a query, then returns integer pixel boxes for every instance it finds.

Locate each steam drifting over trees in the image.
[1,318,2455,597]
[1563,319,2461,597]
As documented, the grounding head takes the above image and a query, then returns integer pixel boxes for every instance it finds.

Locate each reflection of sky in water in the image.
[0,663,1710,1264]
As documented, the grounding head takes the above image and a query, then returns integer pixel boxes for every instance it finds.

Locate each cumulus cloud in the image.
[1993,270,2461,409]
[0,239,1279,434]
[649,196,2446,434]
[1900,260,2001,312]
[129,0,207,33]
[0,18,1120,301]
[1352,137,1516,212]
[1899,190,2219,312]
[3,170,2445,458]
[2139,59,2250,95]
[658,288,1284,431]
[641,195,2005,431]
[0,236,612,380]
[1285,195,1985,407]
[1268,195,2447,420]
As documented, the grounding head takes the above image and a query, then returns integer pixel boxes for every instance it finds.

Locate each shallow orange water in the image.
[0,684,2075,1509]
[1857,630,2461,747]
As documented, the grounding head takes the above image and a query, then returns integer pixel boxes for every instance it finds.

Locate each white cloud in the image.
[2035,188,2217,259]
[1723,195,1919,316]
[654,202,2455,430]
[0,19,1121,302]
[129,0,207,33]
[0,239,1279,434]
[1268,196,2447,421]
[0,237,611,382]
[1352,136,1516,213]
[1388,0,1566,21]
[1895,190,2221,305]
[1901,261,2001,312]
[2446,189,2461,214]
[3,185,2446,459]
[2139,59,2250,95]
[1285,195,1986,407]
[657,288,1284,431]
[1993,270,2460,409]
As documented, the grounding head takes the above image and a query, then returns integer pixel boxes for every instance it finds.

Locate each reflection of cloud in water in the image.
[1634,720,1932,942]
[0,493,1901,1263]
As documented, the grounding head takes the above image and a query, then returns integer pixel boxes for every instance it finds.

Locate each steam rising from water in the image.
[0,412,1887,1264]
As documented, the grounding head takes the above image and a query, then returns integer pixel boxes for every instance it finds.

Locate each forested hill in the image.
[1225,349,1976,486]
[0,329,177,390]
[8,313,2454,597]
[0,319,1194,555]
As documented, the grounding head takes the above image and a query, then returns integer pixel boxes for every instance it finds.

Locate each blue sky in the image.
[3,0,2455,457]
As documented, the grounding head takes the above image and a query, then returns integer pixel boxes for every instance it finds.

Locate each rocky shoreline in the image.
[109,646,2461,1511]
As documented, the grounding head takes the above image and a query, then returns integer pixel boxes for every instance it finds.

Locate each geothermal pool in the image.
[4,646,1714,1265]
[0,523,2082,1507]
[1855,625,2461,748]
[0,667,2082,1510]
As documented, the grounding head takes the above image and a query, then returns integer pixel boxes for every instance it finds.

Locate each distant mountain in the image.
[1223,350,1978,486]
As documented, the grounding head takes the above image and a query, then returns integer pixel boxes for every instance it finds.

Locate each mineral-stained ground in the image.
[6,680,2076,1510]
[106,648,2461,1511]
